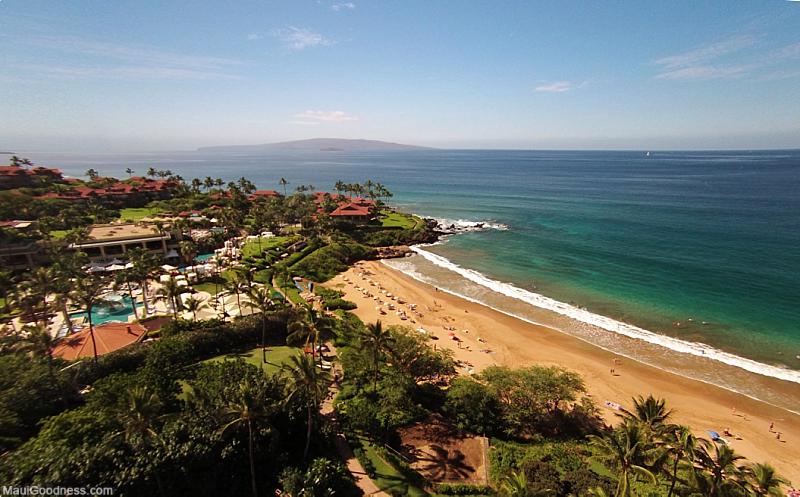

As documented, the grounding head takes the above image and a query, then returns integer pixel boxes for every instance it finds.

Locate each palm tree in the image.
[279,177,288,197]
[147,167,157,178]
[115,386,167,497]
[156,277,183,319]
[619,395,673,434]
[18,324,58,374]
[85,168,99,181]
[220,378,269,497]
[22,266,55,328]
[247,286,274,363]
[224,275,247,316]
[129,248,159,317]
[125,167,134,178]
[660,426,696,497]
[182,295,205,322]
[689,439,746,497]
[283,353,329,460]
[588,423,657,497]
[71,275,108,363]
[743,463,788,497]
[114,268,141,321]
[179,240,198,274]
[358,320,395,392]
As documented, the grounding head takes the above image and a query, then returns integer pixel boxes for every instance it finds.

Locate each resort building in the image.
[53,322,146,361]
[0,165,64,189]
[329,202,374,222]
[248,189,282,200]
[69,223,181,261]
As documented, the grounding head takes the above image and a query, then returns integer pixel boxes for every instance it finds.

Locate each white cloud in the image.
[331,2,356,11]
[247,33,262,41]
[273,26,333,51]
[534,81,585,93]
[27,34,242,70]
[289,120,321,126]
[654,65,752,80]
[653,35,756,69]
[293,110,358,122]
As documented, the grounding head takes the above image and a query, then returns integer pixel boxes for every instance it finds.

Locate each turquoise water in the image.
[39,149,800,392]
[70,295,143,325]
[196,253,214,262]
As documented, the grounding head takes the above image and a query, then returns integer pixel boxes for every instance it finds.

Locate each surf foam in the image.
[408,245,800,385]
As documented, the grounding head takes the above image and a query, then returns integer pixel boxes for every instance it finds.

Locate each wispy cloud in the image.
[247,33,263,41]
[15,63,242,81]
[534,81,585,93]
[653,35,756,69]
[293,110,358,122]
[653,35,800,81]
[331,2,356,11]
[652,35,764,81]
[273,26,333,51]
[11,34,243,80]
[28,34,241,70]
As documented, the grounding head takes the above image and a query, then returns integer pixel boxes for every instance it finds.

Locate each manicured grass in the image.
[274,275,304,305]
[119,207,163,222]
[205,345,301,375]
[241,235,296,258]
[360,438,429,497]
[379,210,419,229]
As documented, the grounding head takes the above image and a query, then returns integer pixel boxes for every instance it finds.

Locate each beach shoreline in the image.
[327,260,800,482]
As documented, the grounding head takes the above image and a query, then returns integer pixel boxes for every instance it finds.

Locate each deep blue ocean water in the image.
[28,149,800,391]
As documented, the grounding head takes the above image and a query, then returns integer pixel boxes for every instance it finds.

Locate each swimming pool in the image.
[196,253,214,262]
[69,294,145,325]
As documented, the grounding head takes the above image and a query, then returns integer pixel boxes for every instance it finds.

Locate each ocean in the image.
[28,148,800,410]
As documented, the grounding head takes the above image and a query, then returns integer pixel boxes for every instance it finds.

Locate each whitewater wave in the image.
[431,217,509,233]
[407,245,800,386]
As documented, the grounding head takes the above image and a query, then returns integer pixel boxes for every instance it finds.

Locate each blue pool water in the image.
[70,294,144,325]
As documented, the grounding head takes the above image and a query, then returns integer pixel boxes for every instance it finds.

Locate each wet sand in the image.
[327,261,800,483]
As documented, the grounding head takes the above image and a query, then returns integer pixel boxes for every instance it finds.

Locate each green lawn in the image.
[120,207,163,222]
[274,275,304,305]
[204,345,301,375]
[241,235,296,258]
[379,210,419,229]
[360,438,429,497]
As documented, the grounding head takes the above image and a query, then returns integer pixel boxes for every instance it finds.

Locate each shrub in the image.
[435,483,494,495]
[443,377,501,436]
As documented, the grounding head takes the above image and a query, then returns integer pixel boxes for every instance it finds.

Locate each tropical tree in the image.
[689,440,746,497]
[283,353,329,460]
[179,240,198,274]
[85,168,99,181]
[358,320,395,392]
[588,423,657,497]
[660,426,697,497]
[125,167,134,178]
[743,463,788,497]
[128,248,159,317]
[114,268,141,321]
[71,274,109,363]
[224,275,247,316]
[17,324,58,374]
[247,286,274,363]
[219,378,270,497]
[156,277,183,319]
[21,266,55,328]
[182,295,205,322]
[113,386,167,497]
[279,177,288,197]
[147,167,157,178]
[619,395,673,434]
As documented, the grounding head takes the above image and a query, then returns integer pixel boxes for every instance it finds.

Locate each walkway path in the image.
[321,346,390,497]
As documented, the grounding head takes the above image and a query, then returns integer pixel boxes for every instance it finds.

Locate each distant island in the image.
[197,138,432,153]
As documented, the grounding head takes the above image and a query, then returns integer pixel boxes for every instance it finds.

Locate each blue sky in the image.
[1,1,799,151]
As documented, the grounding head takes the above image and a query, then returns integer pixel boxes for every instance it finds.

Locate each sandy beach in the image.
[327,260,800,482]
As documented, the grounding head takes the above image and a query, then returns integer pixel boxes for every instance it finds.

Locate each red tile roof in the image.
[330,203,372,217]
[53,322,146,361]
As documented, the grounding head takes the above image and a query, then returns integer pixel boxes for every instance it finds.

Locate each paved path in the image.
[321,348,390,497]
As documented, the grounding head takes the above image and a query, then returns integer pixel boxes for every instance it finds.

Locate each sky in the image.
[1,0,800,152]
